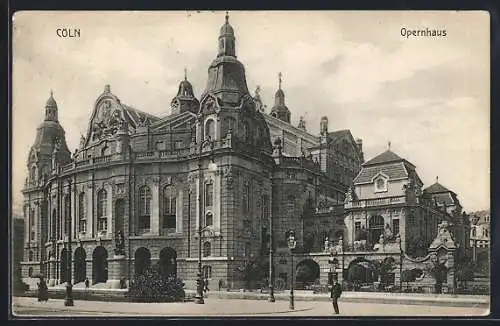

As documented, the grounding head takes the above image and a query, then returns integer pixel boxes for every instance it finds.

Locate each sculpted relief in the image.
[91,100,127,141]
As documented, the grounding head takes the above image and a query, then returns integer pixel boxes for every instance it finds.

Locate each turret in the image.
[171,68,200,115]
[270,72,291,123]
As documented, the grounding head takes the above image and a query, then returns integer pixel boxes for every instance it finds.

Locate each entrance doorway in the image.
[159,247,177,278]
[92,246,108,284]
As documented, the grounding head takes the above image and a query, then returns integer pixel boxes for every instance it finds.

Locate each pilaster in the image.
[151,178,160,235]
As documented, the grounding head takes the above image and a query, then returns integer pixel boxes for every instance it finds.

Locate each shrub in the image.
[126,266,185,302]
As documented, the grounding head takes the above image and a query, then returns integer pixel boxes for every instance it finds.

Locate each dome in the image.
[45,91,57,108]
[219,13,234,36]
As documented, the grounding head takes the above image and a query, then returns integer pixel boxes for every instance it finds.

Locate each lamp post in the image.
[397,234,403,293]
[287,229,296,310]
[268,200,275,302]
[64,179,74,306]
[194,137,216,304]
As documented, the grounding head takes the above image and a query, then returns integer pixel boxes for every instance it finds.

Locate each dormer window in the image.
[374,176,388,193]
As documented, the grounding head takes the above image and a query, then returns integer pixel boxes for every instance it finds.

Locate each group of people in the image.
[36,277,49,302]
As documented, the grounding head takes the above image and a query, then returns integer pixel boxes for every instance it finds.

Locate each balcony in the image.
[345,195,406,209]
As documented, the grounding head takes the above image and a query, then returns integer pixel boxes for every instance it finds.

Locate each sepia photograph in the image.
[11,10,490,317]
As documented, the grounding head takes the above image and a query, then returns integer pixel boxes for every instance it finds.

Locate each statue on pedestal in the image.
[114,230,125,256]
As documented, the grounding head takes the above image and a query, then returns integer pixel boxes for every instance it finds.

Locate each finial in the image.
[388,141,391,150]
[436,176,439,183]
[50,89,53,98]
[184,67,188,81]
[278,72,282,90]
[104,84,111,93]
[225,11,229,23]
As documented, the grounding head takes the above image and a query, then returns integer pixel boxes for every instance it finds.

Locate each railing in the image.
[346,195,406,209]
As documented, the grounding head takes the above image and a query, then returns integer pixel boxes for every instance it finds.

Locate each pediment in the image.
[371,172,389,182]
[84,97,130,147]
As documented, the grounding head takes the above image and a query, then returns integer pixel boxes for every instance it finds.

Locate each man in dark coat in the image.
[330,276,342,314]
[37,277,49,302]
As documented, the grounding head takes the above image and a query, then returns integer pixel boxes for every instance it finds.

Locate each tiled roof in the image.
[122,105,160,128]
[363,150,404,166]
[328,130,351,143]
[430,193,455,206]
[353,162,408,184]
[424,182,452,194]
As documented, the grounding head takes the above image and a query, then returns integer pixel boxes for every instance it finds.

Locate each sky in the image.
[11,11,490,213]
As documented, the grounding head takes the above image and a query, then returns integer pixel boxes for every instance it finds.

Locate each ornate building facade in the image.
[20,14,471,293]
[20,14,364,289]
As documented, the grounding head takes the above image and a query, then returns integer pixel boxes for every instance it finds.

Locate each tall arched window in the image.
[205,181,214,207]
[369,215,385,244]
[78,192,86,233]
[202,265,212,279]
[163,186,176,229]
[242,121,250,141]
[139,186,151,231]
[29,208,35,240]
[97,189,108,232]
[205,119,215,140]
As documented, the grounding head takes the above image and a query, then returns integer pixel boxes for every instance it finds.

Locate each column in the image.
[71,186,77,239]
[176,189,183,233]
[87,185,94,239]
[151,178,160,235]
[215,173,221,230]
[195,177,200,230]
[107,184,114,236]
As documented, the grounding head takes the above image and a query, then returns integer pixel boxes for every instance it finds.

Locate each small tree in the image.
[234,258,267,290]
[127,264,185,302]
[347,264,366,290]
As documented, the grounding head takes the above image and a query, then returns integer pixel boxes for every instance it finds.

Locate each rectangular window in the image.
[392,219,400,236]
[355,221,361,233]
[205,182,214,207]
[156,141,166,150]
[163,215,176,229]
[174,140,183,149]
[98,218,107,232]
[139,215,150,231]
[79,220,87,233]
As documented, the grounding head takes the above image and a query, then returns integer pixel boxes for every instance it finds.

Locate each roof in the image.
[363,149,405,166]
[328,130,351,143]
[353,162,409,184]
[424,182,453,194]
[122,105,160,127]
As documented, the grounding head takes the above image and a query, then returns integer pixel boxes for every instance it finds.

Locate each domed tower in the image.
[170,68,200,115]
[26,91,71,186]
[197,12,272,154]
[270,72,291,123]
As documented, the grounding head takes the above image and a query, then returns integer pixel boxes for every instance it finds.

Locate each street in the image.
[12,297,489,317]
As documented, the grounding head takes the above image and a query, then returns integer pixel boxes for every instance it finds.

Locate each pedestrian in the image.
[204,278,210,292]
[85,277,90,289]
[218,279,223,291]
[330,276,342,314]
[37,277,49,302]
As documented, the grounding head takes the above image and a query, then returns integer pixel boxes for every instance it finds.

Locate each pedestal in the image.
[106,255,128,289]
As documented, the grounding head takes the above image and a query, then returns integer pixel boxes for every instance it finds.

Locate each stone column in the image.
[176,189,183,233]
[151,178,160,235]
[446,251,456,294]
[87,184,94,239]
[107,183,114,236]
[48,256,57,287]
[214,172,221,230]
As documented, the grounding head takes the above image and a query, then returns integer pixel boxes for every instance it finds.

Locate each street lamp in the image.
[194,137,216,304]
[64,179,74,306]
[268,202,275,302]
[287,229,296,310]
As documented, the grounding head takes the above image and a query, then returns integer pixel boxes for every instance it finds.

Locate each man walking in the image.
[330,276,342,314]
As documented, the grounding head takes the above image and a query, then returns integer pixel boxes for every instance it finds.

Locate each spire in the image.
[436,176,439,183]
[225,11,229,23]
[388,141,391,150]
[184,67,188,81]
[278,72,282,90]
[44,90,58,121]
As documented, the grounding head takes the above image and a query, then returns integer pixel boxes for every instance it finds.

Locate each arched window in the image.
[163,186,176,229]
[369,215,385,244]
[205,119,215,140]
[205,212,213,227]
[139,186,151,231]
[78,192,86,233]
[484,229,489,238]
[242,121,250,141]
[203,242,211,257]
[97,189,108,232]
[28,250,33,261]
[222,117,236,137]
[472,227,476,237]
[205,181,214,207]
[29,208,35,240]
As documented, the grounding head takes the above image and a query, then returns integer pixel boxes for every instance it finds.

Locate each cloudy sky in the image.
[12,11,489,213]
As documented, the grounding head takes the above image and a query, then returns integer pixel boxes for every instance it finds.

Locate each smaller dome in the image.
[219,13,234,36]
[45,91,57,108]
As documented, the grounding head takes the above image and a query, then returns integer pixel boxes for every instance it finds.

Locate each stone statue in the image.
[80,134,86,148]
[114,230,125,255]
[324,237,330,252]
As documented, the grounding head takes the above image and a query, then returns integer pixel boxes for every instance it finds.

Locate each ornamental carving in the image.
[91,100,127,141]
[224,167,234,189]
